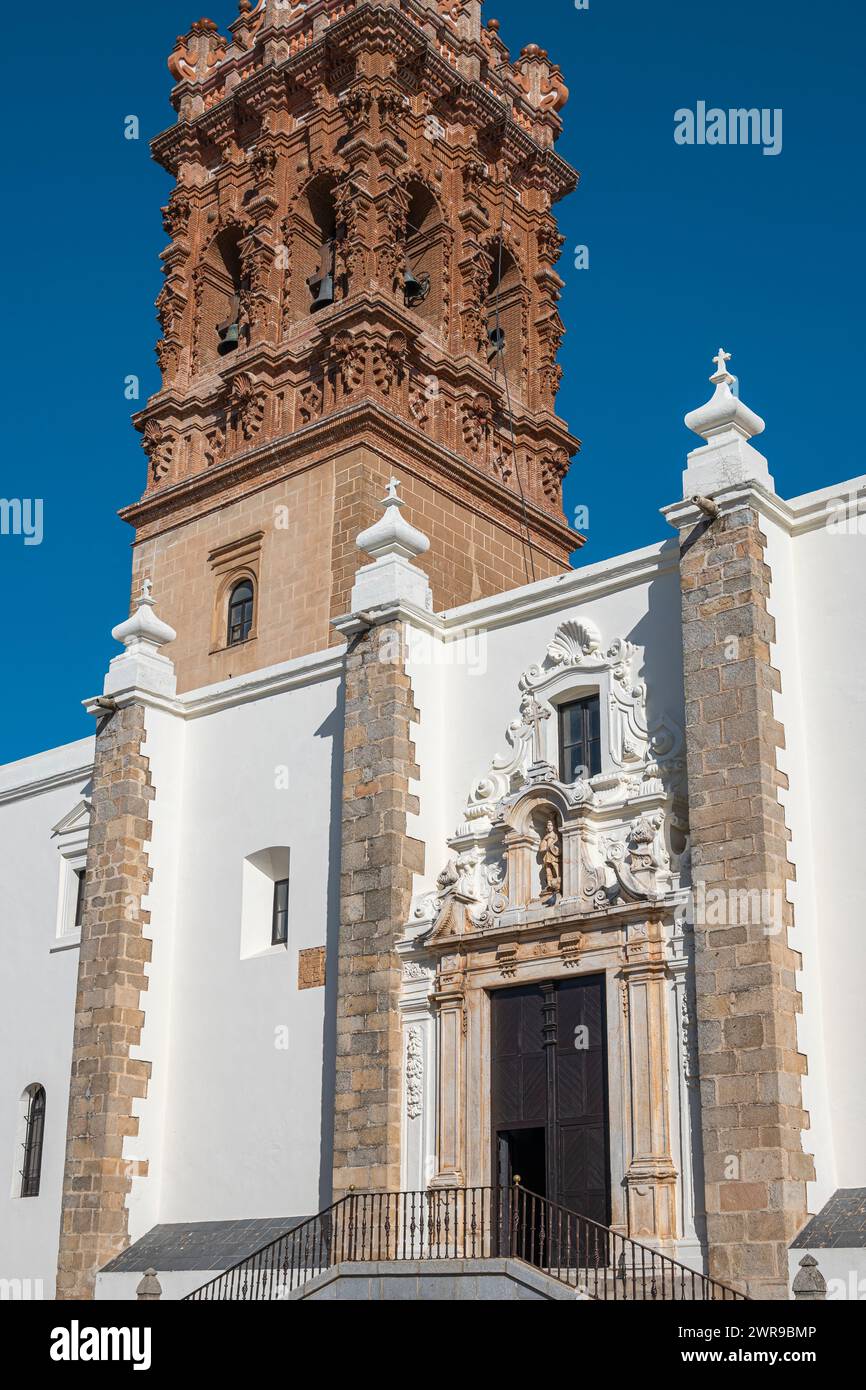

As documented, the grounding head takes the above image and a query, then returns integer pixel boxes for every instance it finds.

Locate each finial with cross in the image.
[141,578,153,603]
[384,476,401,502]
[711,347,733,382]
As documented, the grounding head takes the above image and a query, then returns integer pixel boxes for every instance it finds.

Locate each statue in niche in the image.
[539,818,562,900]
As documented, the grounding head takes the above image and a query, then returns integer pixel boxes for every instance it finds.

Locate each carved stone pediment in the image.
[51,800,92,839]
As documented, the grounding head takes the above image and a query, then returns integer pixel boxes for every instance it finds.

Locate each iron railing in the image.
[183,1188,498,1300]
[183,1185,747,1301]
[508,1184,747,1300]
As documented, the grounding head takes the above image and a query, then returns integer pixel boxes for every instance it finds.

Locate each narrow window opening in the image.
[74,869,86,929]
[559,695,602,781]
[20,1086,46,1199]
[272,878,289,947]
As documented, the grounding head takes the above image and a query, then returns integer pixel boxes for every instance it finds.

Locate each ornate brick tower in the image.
[124,0,580,692]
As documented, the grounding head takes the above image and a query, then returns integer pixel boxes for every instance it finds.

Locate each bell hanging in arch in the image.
[487,324,506,360]
[308,271,334,311]
[404,263,430,306]
[217,295,241,357]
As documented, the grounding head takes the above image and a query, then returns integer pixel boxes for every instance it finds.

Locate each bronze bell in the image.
[487,324,506,359]
[308,271,334,311]
[217,321,240,356]
[404,263,430,306]
[217,296,241,356]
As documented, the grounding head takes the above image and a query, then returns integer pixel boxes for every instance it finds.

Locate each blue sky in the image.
[2,0,862,762]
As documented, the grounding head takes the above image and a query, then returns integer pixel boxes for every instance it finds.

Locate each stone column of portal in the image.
[56,586,177,1299]
[431,967,466,1190]
[664,351,813,1299]
[621,921,678,1242]
[332,479,430,1202]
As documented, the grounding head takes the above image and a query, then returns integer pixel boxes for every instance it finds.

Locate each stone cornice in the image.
[82,644,346,725]
[420,894,679,957]
[333,598,441,639]
[662,474,866,539]
[0,757,94,806]
[334,539,681,643]
[437,539,679,637]
[120,400,580,559]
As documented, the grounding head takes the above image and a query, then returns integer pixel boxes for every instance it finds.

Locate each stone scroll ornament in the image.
[413,845,507,928]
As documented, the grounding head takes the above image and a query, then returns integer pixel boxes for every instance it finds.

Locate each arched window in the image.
[227,579,254,646]
[20,1085,46,1198]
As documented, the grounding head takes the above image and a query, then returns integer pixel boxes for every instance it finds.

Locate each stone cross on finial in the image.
[385,476,401,502]
[141,578,153,603]
[713,347,730,374]
[711,347,733,383]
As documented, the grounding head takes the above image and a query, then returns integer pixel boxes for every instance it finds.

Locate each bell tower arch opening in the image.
[485,237,524,388]
[195,227,246,371]
[404,181,444,331]
[288,173,339,322]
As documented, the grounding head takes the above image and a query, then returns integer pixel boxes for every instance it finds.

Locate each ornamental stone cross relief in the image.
[524,695,551,764]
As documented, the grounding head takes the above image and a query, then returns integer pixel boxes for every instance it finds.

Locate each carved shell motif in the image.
[546,619,602,664]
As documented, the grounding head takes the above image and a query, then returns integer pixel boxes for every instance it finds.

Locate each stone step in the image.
[540,1264,726,1301]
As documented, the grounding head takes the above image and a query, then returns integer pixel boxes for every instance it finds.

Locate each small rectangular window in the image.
[272,878,289,947]
[74,870,86,929]
[559,695,602,782]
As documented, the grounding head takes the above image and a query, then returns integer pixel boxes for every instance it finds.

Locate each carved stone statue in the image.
[539,818,561,898]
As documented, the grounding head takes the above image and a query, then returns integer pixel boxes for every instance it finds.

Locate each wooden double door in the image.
[491,975,610,1225]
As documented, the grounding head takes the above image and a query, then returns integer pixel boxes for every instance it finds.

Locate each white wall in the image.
[156,668,343,1224]
[789,494,866,1191]
[761,515,835,1218]
[0,738,93,1298]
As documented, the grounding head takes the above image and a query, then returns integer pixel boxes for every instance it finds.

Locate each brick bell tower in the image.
[124,0,581,693]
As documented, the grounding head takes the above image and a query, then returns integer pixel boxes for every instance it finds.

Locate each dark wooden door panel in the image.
[491,984,544,1059]
[554,976,610,1223]
[491,985,546,1129]
[490,976,611,1225]
[558,1124,609,1227]
[521,1054,547,1124]
[491,1054,546,1126]
[492,1056,521,1123]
